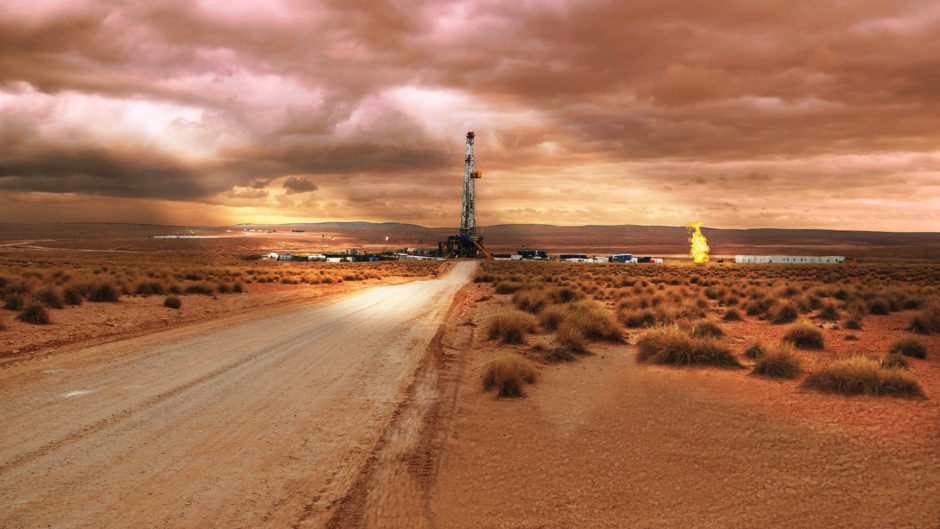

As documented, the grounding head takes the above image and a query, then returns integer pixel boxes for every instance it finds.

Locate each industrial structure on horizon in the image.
[440,132,493,259]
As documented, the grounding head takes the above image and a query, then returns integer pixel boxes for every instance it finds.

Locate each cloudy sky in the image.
[1,0,938,230]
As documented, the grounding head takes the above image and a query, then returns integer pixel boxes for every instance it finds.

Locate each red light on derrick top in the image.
[467,131,474,139]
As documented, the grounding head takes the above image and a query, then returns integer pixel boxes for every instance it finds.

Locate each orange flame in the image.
[687,222,710,263]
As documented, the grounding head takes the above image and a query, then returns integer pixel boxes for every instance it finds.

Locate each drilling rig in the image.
[440,131,492,259]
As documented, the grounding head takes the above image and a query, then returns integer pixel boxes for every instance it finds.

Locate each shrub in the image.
[134,280,165,296]
[818,302,840,321]
[3,293,25,311]
[867,297,891,315]
[184,282,215,295]
[544,346,577,363]
[908,300,940,334]
[216,282,232,294]
[494,281,523,294]
[482,354,537,397]
[564,302,622,342]
[889,336,927,359]
[770,303,799,324]
[513,289,548,313]
[549,287,580,303]
[233,282,244,293]
[782,321,824,350]
[17,302,50,324]
[88,282,120,302]
[803,356,923,397]
[690,319,724,338]
[745,299,770,316]
[34,285,64,309]
[556,321,587,353]
[751,342,802,379]
[487,310,538,344]
[744,342,765,359]
[163,296,182,309]
[843,317,863,330]
[880,353,909,370]
[63,283,84,305]
[722,308,742,321]
[636,325,740,367]
[619,308,657,328]
[539,305,568,331]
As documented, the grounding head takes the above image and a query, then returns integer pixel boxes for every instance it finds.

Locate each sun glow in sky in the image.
[0,0,938,230]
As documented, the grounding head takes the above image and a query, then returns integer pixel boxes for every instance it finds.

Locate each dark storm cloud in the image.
[282,176,318,194]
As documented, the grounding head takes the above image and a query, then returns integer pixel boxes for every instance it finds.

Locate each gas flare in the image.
[687,222,710,263]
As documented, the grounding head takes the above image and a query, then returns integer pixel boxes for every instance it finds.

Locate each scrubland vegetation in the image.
[477,261,938,398]
[0,252,441,326]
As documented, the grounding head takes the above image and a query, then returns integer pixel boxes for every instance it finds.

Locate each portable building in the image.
[609,254,633,262]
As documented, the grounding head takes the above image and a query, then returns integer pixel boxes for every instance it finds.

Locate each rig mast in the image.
[440,131,492,259]
[459,131,479,236]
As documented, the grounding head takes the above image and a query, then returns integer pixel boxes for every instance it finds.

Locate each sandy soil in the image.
[0,275,428,361]
[0,261,476,529]
[335,281,939,528]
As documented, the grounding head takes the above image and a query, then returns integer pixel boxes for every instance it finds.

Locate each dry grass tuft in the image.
[751,342,802,379]
[908,300,940,334]
[482,353,537,397]
[889,336,927,359]
[88,282,120,302]
[770,303,799,324]
[163,296,182,309]
[34,285,64,309]
[880,353,909,370]
[722,308,742,321]
[803,355,923,397]
[488,310,538,344]
[782,321,825,350]
[637,325,740,367]
[17,302,51,325]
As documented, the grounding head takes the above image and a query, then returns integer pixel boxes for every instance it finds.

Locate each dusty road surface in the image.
[0,261,476,529]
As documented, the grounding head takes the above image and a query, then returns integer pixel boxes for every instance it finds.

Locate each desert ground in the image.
[1,225,938,528]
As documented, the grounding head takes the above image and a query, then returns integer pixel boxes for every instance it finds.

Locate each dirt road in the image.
[0,261,476,529]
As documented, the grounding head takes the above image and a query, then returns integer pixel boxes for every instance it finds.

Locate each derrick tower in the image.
[440,131,492,259]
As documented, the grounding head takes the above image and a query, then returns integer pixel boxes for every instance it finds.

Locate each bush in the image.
[782,321,825,350]
[487,310,538,344]
[564,302,622,342]
[744,342,765,359]
[544,346,577,363]
[867,297,890,315]
[770,303,799,324]
[548,287,580,303]
[34,285,64,309]
[17,302,50,324]
[88,282,120,302]
[818,302,840,321]
[494,281,523,294]
[482,354,537,397]
[184,282,215,295]
[908,300,940,334]
[3,293,25,311]
[233,282,244,293]
[690,319,724,338]
[843,317,863,330]
[619,308,657,328]
[745,299,770,316]
[539,304,568,331]
[134,280,166,296]
[889,336,927,359]
[556,321,587,353]
[513,289,548,313]
[163,296,182,309]
[636,325,740,367]
[722,308,742,321]
[751,342,802,379]
[880,353,909,370]
[803,356,924,397]
[63,283,84,305]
